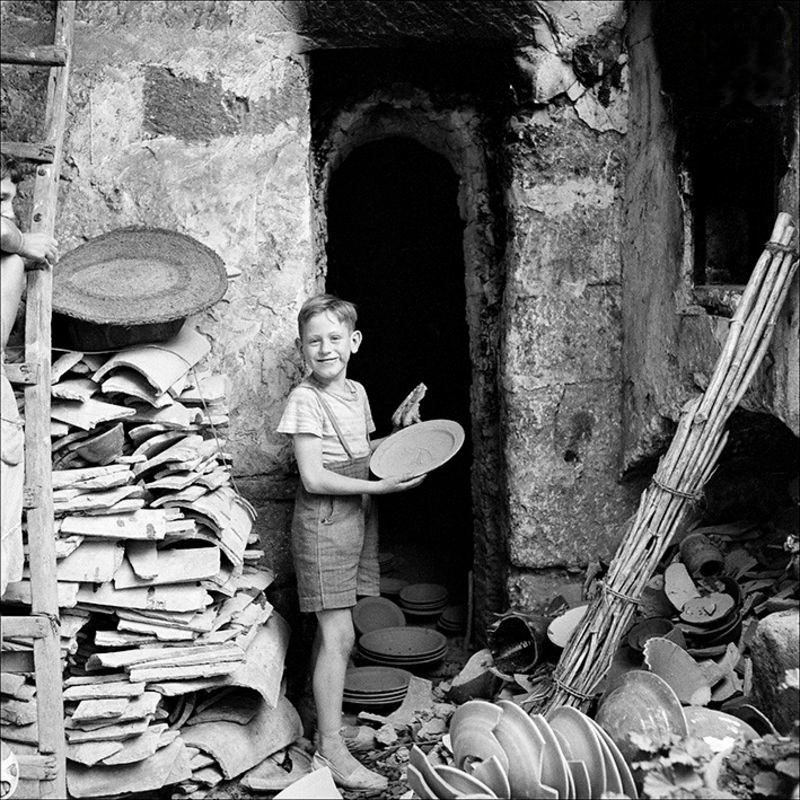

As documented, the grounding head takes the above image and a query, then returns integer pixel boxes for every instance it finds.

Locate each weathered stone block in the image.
[506,567,585,615]
[504,381,637,567]
[504,286,621,386]
[750,610,800,734]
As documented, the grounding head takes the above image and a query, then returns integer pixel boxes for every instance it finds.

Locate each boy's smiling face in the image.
[299,310,361,388]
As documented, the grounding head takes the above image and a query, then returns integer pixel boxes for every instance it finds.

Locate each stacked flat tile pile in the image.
[0,326,300,797]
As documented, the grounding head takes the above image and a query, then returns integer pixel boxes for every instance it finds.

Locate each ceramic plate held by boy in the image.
[370,420,465,479]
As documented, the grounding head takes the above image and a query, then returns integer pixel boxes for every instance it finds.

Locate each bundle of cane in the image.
[543,212,798,713]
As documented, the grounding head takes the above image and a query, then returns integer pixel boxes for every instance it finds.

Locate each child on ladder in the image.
[277,293,424,792]
[1,153,59,594]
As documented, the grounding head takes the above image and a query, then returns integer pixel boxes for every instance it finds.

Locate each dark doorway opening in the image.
[326,136,473,600]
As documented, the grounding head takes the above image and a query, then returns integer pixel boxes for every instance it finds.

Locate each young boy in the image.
[1,153,58,594]
[277,293,424,792]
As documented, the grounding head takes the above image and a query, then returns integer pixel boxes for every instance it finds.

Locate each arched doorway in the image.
[326,136,473,599]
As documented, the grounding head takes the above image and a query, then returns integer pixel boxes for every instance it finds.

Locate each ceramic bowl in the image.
[595,670,688,767]
[546,605,589,649]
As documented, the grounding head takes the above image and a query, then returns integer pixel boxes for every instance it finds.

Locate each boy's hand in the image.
[376,473,426,494]
[19,233,58,266]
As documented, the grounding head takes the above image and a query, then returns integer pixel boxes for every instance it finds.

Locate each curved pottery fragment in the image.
[494,700,557,799]
[470,755,511,800]
[410,746,460,799]
[406,764,437,800]
[450,700,509,773]
[643,637,712,706]
[530,714,570,799]
[434,765,498,798]
[595,670,688,768]
[587,715,639,799]
[548,707,606,798]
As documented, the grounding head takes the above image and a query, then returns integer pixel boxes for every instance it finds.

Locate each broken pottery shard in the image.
[98,723,171,765]
[241,744,313,792]
[184,688,260,727]
[125,541,159,579]
[52,351,84,383]
[52,378,99,402]
[56,541,125,583]
[92,325,211,395]
[179,373,227,405]
[51,397,136,431]
[76,581,212,613]
[70,697,129,723]
[127,401,199,429]
[60,509,169,540]
[680,592,736,625]
[63,682,146,702]
[54,485,142,514]
[1,697,38,726]
[149,613,289,707]
[67,739,191,798]
[447,648,501,704]
[182,695,301,780]
[113,546,220,589]
[3,579,79,608]
[644,636,712,706]
[664,562,701,612]
[66,717,153,743]
[66,740,124,767]
[51,464,131,489]
[101,369,174,408]
[0,673,27,697]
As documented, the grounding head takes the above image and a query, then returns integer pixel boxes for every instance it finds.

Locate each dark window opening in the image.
[654,1,798,288]
[326,136,473,598]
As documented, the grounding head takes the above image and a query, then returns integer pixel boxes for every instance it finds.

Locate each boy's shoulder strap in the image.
[301,383,356,461]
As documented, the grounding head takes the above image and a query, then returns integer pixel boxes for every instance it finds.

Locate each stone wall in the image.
[622,1,800,474]
[1,0,312,582]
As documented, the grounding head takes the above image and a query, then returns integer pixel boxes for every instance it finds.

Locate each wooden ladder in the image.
[1,2,75,797]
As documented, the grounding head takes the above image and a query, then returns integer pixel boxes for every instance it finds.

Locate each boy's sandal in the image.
[311,752,388,792]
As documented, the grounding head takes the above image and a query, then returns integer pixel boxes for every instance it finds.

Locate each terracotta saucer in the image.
[359,626,446,657]
[344,666,412,695]
[352,596,406,636]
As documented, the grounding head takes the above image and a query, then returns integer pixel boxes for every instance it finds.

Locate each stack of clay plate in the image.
[352,596,406,636]
[342,666,413,708]
[380,576,409,598]
[441,699,639,800]
[357,626,447,670]
[398,583,448,618]
[437,604,466,634]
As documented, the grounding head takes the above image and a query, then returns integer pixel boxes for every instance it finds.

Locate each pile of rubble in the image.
[0,325,304,798]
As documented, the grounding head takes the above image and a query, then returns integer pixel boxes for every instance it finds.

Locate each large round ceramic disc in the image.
[352,597,406,635]
[370,420,465,479]
[359,627,447,658]
[344,666,412,695]
[53,227,228,324]
[399,583,448,605]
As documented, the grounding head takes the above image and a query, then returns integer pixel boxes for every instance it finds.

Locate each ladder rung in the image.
[0,139,56,163]
[4,361,39,385]
[0,45,68,66]
[16,755,58,781]
[1,615,52,640]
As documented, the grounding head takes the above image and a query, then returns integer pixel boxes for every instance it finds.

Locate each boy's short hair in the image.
[0,153,24,184]
[298,293,357,336]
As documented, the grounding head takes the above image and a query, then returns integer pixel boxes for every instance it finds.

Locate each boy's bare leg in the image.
[313,608,354,755]
[312,606,388,791]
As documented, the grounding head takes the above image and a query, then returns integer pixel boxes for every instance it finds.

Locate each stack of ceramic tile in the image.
[0,673,38,756]
[2,326,298,798]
